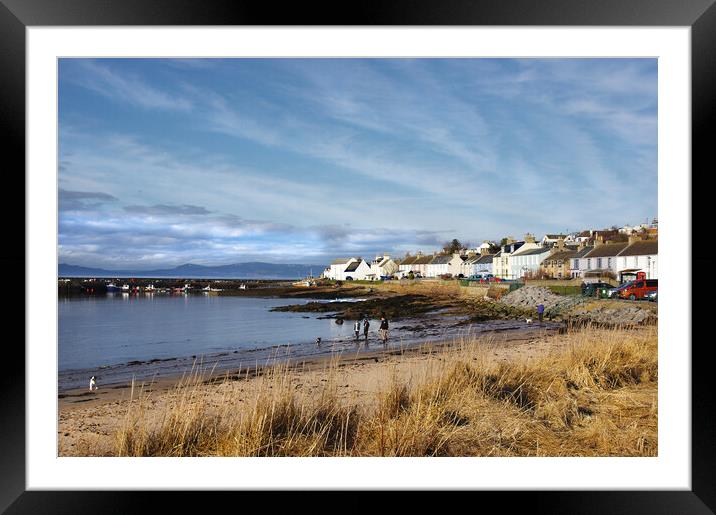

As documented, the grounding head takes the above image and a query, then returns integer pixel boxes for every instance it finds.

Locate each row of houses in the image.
[322,231,658,282]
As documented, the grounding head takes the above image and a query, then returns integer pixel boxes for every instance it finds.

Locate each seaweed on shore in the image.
[270,294,443,320]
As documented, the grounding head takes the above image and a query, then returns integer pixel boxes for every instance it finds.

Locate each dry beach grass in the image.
[95,325,657,457]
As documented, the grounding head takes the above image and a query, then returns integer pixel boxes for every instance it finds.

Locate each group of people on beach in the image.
[353,314,389,345]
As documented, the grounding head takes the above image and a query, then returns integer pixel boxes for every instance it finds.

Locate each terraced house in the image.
[540,238,579,278]
[494,238,524,279]
[616,237,658,280]
[507,234,548,279]
[425,253,464,278]
[580,237,629,278]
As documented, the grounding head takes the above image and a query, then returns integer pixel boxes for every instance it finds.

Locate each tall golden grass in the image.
[114,325,657,457]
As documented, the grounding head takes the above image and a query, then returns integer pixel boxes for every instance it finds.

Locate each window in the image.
[587,259,591,269]
[597,258,602,268]
[607,258,612,268]
[574,258,579,269]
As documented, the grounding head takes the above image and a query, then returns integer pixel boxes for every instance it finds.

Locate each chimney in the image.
[557,237,565,251]
[417,250,423,257]
[505,236,516,245]
[628,232,641,245]
[578,239,585,250]
[524,233,536,244]
[594,235,604,247]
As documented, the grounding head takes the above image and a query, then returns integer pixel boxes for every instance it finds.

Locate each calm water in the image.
[58,293,561,392]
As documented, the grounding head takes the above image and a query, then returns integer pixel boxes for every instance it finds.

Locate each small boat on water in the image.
[145,284,156,292]
[202,284,222,292]
[106,283,120,292]
[239,283,247,290]
[121,284,130,292]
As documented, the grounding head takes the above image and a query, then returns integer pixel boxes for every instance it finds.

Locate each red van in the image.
[619,279,657,300]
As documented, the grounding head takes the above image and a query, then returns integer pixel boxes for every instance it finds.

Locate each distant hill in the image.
[58,262,326,279]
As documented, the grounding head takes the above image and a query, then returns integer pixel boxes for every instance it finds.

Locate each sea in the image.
[58,292,561,392]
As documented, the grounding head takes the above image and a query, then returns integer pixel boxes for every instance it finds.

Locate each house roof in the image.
[544,250,577,262]
[344,260,363,272]
[544,234,566,239]
[413,256,433,265]
[572,246,593,258]
[584,242,629,258]
[619,240,658,256]
[331,258,352,265]
[514,247,551,256]
[429,255,452,264]
[476,254,494,264]
[399,256,417,265]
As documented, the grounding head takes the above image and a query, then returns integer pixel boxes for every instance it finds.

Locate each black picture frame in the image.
[2,0,713,511]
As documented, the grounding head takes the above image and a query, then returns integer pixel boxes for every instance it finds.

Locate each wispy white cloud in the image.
[62,60,193,112]
[59,58,657,267]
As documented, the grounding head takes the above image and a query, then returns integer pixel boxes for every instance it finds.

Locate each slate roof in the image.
[514,247,552,256]
[344,260,363,272]
[331,258,352,265]
[429,255,452,264]
[476,254,494,264]
[413,256,433,265]
[572,246,593,258]
[399,256,418,265]
[584,242,629,258]
[619,240,658,256]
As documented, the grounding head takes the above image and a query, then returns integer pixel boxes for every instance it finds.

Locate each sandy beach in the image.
[59,326,624,456]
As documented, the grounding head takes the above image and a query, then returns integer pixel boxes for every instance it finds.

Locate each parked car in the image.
[646,290,658,302]
[582,281,613,297]
[619,279,658,300]
[605,281,633,299]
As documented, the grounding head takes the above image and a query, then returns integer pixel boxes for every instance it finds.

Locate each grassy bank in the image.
[111,325,657,457]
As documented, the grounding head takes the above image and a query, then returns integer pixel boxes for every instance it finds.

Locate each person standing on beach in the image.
[363,318,370,341]
[536,303,545,324]
[89,376,97,392]
[354,319,361,340]
[379,315,389,344]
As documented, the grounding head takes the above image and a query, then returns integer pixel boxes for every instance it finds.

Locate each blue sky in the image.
[58,58,657,268]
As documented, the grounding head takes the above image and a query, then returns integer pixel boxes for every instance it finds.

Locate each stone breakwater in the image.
[499,286,587,313]
[498,286,657,326]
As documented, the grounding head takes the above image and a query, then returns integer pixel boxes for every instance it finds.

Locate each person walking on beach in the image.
[379,315,389,344]
[354,319,361,340]
[363,318,370,341]
[89,376,97,392]
[536,303,545,324]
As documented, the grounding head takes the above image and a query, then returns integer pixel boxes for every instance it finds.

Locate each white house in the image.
[580,239,629,278]
[370,254,399,279]
[541,234,567,246]
[397,255,417,277]
[412,254,433,277]
[493,239,524,279]
[342,259,372,281]
[324,258,358,280]
[462,253,494,277]
[568,244,593,278]
[616,238,658,279]
[506,234,542,279]
[425,254,464,278]
[510,245,552,278]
